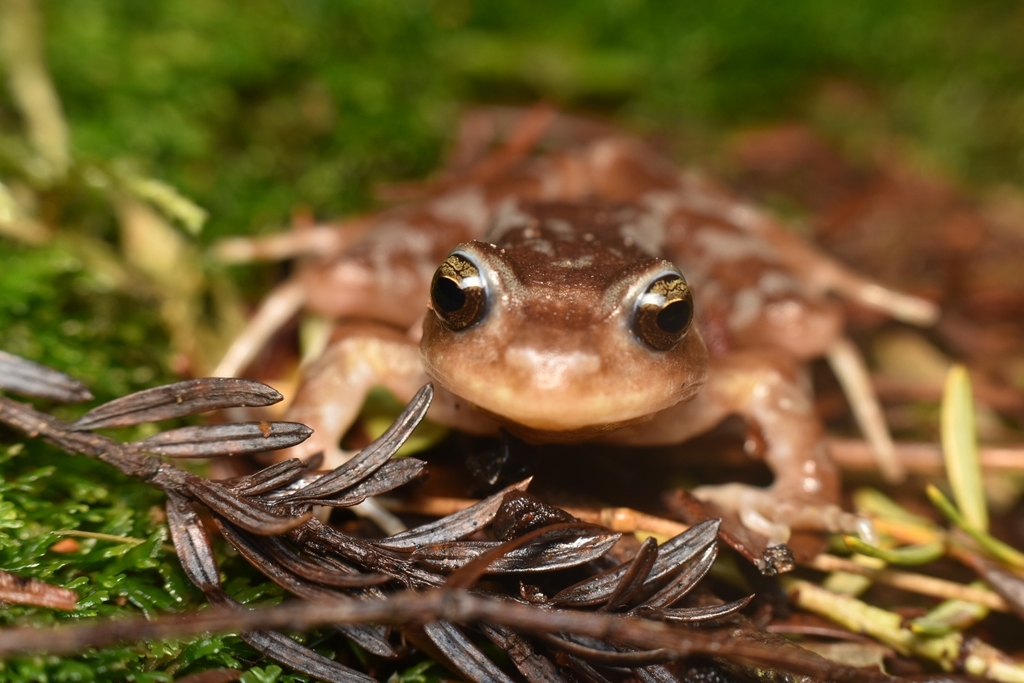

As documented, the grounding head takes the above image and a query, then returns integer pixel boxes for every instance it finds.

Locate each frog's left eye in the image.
[430,253,488,331]
[632,273,694,351]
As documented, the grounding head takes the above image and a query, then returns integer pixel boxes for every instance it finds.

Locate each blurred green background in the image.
[3,0,1021,391]
[19,0,1024,235]
[1,1,1023,680]
[3,0,1022,390]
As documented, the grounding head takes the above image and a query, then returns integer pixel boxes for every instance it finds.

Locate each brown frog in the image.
[216,108,937,545]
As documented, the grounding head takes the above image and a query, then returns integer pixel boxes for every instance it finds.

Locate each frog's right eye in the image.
[631,272,694,351]
[430,253,488,331]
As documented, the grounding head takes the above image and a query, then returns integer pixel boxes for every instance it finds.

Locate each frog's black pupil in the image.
[657,300,692,334]
[434,277,466,312]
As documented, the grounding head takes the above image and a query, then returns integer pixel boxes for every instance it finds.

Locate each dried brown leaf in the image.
[415,524,620,576]
[209,583,377,683]
[73,378,282,430]
[639,543,718,610]
[0,350,92,402]
[645,595,753,623]
[377,478,532,550]
[423,620,518,683]
[131,422,312,458]
[214,519,396,658]
[553,519,720,607]
[187,476,311,536]
[0,569,78,610]
[492,491,579,541]
[165,491,220,593]
[479,622,568,682]
[294,459,427,507]
[258,535,391,589]
[280,384,432,502]
[601,536,659,611]
[231,459,310,496]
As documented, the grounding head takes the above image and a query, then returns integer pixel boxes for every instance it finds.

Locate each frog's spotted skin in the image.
[216,111,937,545]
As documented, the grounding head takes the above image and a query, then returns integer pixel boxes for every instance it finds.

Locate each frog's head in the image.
[419,239,707,440]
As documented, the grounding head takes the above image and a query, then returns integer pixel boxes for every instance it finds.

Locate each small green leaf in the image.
[926,485,1024,569]
[821,569,873,597]
[940,365,987,532]
[118,173,209,236]
[843,536,945,566]
[241,665,283,683]
[54,659,97,682]
[175,636,233,671]
[910,585,990,635]
[388,660,450,683]
[783,578,963,664]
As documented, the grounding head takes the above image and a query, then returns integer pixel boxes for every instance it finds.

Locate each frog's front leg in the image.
[610,350,862,546]
[284,321,498,470]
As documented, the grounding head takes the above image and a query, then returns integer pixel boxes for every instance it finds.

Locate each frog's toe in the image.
[691,483,791,546]
[691,483,873,548]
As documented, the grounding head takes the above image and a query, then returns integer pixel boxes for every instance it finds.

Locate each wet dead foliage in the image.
[0,350,972,683]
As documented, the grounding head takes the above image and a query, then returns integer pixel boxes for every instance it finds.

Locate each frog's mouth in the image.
[475,381,704,442]
[427,360,703,437]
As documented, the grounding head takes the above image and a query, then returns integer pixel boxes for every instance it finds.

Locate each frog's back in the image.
[299,131,862,361]
[480,192,844,361]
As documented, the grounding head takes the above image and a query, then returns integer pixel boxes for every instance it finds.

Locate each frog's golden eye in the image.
[632,273,694,351]
[430,253,488,331]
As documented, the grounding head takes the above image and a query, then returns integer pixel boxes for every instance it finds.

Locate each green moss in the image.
[0,241,167,402]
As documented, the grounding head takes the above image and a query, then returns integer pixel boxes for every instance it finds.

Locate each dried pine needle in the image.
[50,530,147,545]
[785,578,962,664]
[784,578,1024,683]
[806,554,1009,611]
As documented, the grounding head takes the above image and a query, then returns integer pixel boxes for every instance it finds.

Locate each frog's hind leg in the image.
[711,194,939,326]
[795,247,939,326]
[698,192,924,482]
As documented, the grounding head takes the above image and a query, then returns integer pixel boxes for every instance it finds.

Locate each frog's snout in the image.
[502,345,602,391]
